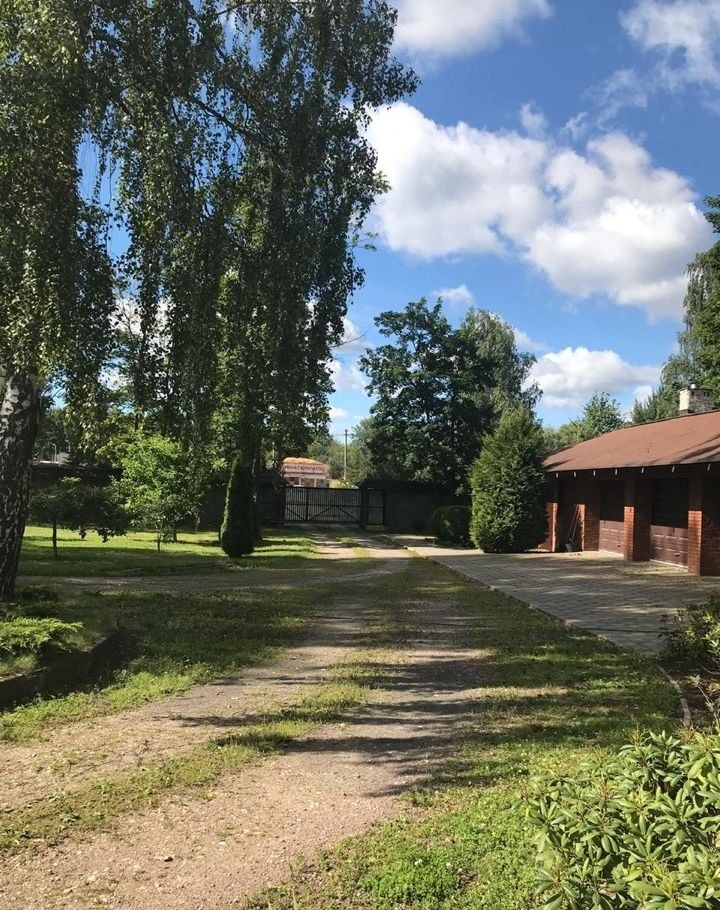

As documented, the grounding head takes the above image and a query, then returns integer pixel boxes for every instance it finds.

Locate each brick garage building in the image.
[542,389,720,576]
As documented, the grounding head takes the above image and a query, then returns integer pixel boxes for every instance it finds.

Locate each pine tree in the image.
[470,409,547,553]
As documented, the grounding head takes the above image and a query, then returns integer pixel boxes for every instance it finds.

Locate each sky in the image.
[327,0,720,436]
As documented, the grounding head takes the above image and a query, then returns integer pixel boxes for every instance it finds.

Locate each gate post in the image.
[360,489,369,528]
[276,485,287,524]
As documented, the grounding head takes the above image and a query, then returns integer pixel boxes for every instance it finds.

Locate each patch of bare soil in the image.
[0,538,483,910]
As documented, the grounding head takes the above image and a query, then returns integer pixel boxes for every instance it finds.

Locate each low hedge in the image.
[429,505,471,546]
[526,728,720,909]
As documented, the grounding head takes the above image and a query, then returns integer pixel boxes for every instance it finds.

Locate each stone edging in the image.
[0,630,122,710]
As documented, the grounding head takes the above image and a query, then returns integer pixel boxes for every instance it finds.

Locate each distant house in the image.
[281,457,331,489]
[542,386,720,575]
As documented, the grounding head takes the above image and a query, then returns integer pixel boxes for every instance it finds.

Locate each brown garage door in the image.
[650,479,688,566]
[599,480,624,553]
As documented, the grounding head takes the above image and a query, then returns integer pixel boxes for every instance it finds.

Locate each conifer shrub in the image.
[526,728,720,909]
[220,455,256,557]
[470,408,547,552]
[429,505,471,545]
[0,616,83,660]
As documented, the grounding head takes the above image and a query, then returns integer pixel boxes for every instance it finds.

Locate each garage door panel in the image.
[599,481,624,553]
[599,519,624,553]
[650,479,688,566]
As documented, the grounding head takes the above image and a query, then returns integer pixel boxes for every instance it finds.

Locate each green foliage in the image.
[666,596,720,670]
[429,506,471,545]
[1,0,416,602]
[543,421,583,453]
[30,478,127,555]
[527,728,720,909]
[304,418,376,485]
[546,394,625,449]
[470,409,547,553]
[115,434,193,548]
[580,392,625,439]
[220,454,256,558]
[360,301,538,495]
[665,596,720,716]
[0,616,82,660]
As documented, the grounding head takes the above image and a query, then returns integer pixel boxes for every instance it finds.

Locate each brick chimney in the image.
[679,385,714,416]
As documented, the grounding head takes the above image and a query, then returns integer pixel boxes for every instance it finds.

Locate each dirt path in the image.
[0,536,483,909]
[0,535,391,810]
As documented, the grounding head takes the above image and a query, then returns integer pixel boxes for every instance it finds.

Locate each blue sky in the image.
[328,0,720,436]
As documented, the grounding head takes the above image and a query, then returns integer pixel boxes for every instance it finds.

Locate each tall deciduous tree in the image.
[0,1,416,596]
[360,301,538,494]
[0,3,114,598]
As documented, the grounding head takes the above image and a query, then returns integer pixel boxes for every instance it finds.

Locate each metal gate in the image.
[282,487,385,526]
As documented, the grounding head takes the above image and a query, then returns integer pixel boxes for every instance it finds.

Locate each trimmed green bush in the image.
[527,728,720,909]
[220,454,256,557]
[470,408,547,552]
[429,505,471,545]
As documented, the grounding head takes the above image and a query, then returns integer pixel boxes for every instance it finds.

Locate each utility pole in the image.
[343,429,349,481]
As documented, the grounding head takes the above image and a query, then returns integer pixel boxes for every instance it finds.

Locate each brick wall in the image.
[688,477,720,576]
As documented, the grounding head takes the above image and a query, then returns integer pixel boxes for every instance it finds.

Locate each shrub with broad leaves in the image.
[665,596,720,717]
[526,728,720,909]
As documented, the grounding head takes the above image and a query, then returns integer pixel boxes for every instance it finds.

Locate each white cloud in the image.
[331,317,369,356]
[529,347,660,408]
[367,103,550,258]
[329,406,349,422]
[330,359,367,393]
[512,327,550,353]
[622,0,720,89]
[592,68,650,124]
[434,283,475,307]
[633,384,655,404]
[368,103,713,321]
[393,0,552,59]
[519,101,548,137]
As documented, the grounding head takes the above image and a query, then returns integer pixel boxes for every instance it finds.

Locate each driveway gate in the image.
[282,487,385,526]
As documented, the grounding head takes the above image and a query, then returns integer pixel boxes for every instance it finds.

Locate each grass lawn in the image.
[18,524,319,577]
[2,528,344,740]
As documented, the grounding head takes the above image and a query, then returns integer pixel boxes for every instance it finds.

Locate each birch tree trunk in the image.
[0,369,40,600]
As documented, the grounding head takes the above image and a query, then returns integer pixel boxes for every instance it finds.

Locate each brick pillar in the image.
[546,479,561,552]
[624,478,651,562]
[688,477,703,575]
[582,479,601,551]
[688,477,720,576]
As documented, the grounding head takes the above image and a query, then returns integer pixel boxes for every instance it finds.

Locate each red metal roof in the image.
[544,410,720,473]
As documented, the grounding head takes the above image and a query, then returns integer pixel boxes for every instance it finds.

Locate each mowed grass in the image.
[2,529,356,741]
[243,559,677,910]
[18,524,319,577]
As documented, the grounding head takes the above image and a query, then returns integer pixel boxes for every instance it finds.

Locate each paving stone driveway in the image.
[396,539,720,655]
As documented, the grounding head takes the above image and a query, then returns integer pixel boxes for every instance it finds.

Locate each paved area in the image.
[396,538,720,655]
